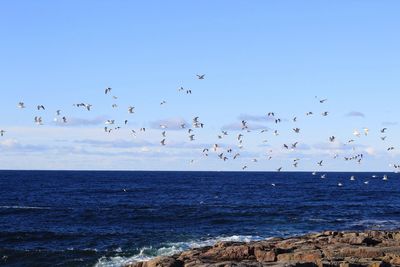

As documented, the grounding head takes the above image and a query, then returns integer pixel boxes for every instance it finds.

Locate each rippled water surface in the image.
[1,170,399,266]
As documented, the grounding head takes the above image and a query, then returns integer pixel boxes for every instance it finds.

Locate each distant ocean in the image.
[1,171,399,267]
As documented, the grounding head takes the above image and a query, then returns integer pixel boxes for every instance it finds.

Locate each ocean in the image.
[0,170,399,267]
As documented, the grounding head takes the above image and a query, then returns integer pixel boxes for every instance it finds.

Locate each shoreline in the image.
[126,230,400,267]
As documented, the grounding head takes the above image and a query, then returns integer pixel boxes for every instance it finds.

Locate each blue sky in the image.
[0,1,399,171]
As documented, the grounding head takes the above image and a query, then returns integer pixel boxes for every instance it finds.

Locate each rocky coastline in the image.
[126,230,400,267]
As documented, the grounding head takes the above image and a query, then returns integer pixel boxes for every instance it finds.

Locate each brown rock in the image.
[253,247,276,262]
[338,247,385,259]
[127,257,183,267]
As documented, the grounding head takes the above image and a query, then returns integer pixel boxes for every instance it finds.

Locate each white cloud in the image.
[345,111,365,118]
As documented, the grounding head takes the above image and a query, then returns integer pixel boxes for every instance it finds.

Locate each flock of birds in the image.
[1,73,398,187]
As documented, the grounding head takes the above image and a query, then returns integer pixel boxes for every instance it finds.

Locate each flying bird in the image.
[196,74,205,80]
[17,102,25,109]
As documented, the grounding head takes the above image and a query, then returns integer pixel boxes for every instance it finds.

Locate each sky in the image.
[0,0,399,171]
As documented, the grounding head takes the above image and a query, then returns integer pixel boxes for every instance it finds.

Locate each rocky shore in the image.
[126,230,400,267]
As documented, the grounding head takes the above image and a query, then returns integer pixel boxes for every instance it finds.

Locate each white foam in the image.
[94,235,263,267]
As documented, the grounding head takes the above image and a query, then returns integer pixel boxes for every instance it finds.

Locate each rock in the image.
[127,257,183,267]
[338,247,385,259]
[127,230,400,267]
[254,247,276,262]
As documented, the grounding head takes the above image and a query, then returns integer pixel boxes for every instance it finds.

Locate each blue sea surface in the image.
[0,171,399,267]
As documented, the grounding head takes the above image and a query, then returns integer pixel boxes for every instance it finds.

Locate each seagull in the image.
[128,106,135,114]
[387,147,395,151]
[242,165,248,170]
[105,87,112,94]
[293,117,297,122]
[124,120,128,125]
[196,74,205,80]
[381,128,387,133]
[17,102,25,109]
[84,104,92,111]
[271,183,276,187]
[321,174,327,178]
[162,131,166,137]
[363,128,369,136]
[160,100,167,105]
[105,120,115,125]
[321,111,329,116]
[37,105,45,110]
[319,99,328,103]
[55,110,61,116]
[364,181,369,185]
[241,120,248,129]
[233,153,240,159]
[160,139,166,146]
[277,167,283,172]
[317,160,323,166]
[283,144,289,149]
[291,142,298,149]
[337,182,343,187]
[268,112,275,117]
[34,116,43,125]
[383,175,388,181]
[350,175,355,181]
[62,117,67,123]
[189,134,195,141]
[293,128,300,133]
[329,136,335,142]
[306,112,313,116]
[353,130,361,137]
[112,104,118,108]
[180,123,186,129]
[381,136,387,141]
[0,130,5,136]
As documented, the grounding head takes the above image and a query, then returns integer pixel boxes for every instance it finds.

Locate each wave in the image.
[347,219,400,229]
[94,235,264,267]
[0,205,51,210]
